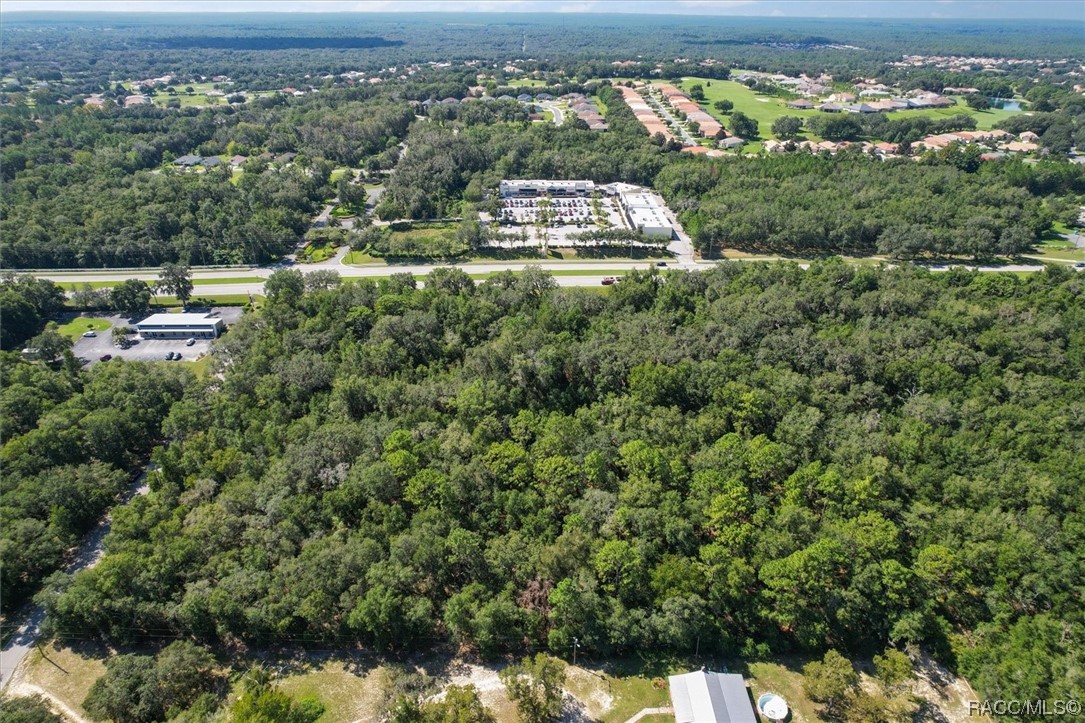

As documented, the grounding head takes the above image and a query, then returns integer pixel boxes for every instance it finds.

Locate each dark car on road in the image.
[99,354,112,362]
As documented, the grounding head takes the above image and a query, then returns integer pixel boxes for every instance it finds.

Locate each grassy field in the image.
[13,644,994,723]
[152,293,260,307]
[676,77,1024,140]
[14,642,108,719]
[57,277,264,291]
[298,241,341,264]
[56,316,112,340]
[342,250,384,265]
[507,78,547,88]
[273,661,391,722]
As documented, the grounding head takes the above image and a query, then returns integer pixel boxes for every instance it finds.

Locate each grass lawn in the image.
[507,78,547,87]
[17,642,108,719]
[329,167,353,183]
[746,659,821,722]
[676,77,1025,140]
[1034,246,1085,262]
[152,93,224,108]
[153,293,260,307]
[57,277,264,291]
[56,316,112,340]
[273,661,391,723]
[541,110,554,123]
[56,280,119,290]
[592,94,609,117]
[342,249,384,265]
[298,241,340,264]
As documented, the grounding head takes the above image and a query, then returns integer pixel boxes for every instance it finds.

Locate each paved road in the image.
[539,101,564,126]
[28,257,1072,300]
[644,93,696,145]
[1,470,152,691]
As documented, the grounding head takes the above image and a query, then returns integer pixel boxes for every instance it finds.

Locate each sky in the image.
[3,0,1084,20]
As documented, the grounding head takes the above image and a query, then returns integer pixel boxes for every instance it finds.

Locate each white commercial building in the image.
[620,190,674,239]
[499,179,596,198]
[136,312,225,340]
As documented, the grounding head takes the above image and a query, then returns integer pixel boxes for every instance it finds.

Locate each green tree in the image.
[27,325,71,362]
[873,648,913,692]
[264,268,306,306]
[714,99,734,114]
[729,111,758,139]
[83,655,161,723]
[499,654,565,723]
[0,695,64,722]
[771,116,803,140]
[110,279,152,318]
[157,263,193,307]
[965,95,991,110]
[420,685,496,722]
[803,649,859,719]
[689,84,705,101]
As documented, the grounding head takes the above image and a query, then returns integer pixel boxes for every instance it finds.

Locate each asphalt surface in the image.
[539,100,564,126]
[29,257,1071,300]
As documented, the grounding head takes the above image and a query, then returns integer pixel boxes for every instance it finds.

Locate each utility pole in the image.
[572,637,580,666]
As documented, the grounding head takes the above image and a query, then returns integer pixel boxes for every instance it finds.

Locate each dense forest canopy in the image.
[4,13,1083,82]
[656,153,1085,259]
[34,263,1085,715]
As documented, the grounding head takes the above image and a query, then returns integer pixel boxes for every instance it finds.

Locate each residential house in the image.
[787,99,814,110]
[173,155,202,167]
[844,103,878,114]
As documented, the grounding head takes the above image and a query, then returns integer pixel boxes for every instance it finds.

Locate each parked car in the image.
[174,353,182,360]
[99,354,112,362]
[186,338,196,346]
[1075,262,1085,269]
[656,261,668,267]
[82,331,97,337]
[601,277,617,286]
[165,352,175,360]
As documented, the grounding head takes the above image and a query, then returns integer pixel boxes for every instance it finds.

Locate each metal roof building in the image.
[668,671,757,723]
[136,312,225,339]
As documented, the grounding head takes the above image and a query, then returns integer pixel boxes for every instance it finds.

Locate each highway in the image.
[27,253,1068,298]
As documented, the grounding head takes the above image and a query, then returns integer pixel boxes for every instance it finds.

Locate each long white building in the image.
[499,179,596,198]
[136,312,225,340]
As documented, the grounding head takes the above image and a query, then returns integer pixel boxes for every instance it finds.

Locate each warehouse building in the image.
[499,179,596,198]
[136,312,225,340]
[620,190,675,239]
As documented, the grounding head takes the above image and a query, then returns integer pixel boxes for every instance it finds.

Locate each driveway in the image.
[1,469,152,690]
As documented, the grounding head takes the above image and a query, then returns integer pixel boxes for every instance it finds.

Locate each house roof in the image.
[174,155,201,165]
[669,671,757,723]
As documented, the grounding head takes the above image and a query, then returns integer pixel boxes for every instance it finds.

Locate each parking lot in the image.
[69,307,242,367]
[484,196,631,246]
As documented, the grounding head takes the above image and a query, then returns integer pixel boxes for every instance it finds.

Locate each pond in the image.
[989,98,1023,111]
